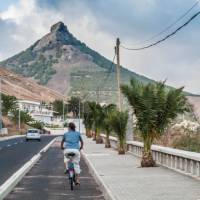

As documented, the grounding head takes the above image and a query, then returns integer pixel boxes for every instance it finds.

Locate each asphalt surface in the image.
[0,137,25,149]
[5,141,105,200]
[0,135,56,186]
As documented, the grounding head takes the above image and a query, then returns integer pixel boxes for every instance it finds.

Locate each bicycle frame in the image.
[68,161,75,178]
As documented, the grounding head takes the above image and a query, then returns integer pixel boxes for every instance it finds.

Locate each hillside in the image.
[187,96,200,121]
[0,22,154,103]
[0,68,65,102]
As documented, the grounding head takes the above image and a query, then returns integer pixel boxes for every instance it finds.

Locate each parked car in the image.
[26,129,41,141]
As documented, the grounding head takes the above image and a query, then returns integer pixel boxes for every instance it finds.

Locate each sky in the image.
[0,0,199,94]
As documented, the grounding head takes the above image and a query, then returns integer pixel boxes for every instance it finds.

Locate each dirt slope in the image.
[0,68,65,102]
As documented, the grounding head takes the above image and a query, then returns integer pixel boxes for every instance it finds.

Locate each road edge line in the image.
[0,137,57,200]
[82,151,117,200]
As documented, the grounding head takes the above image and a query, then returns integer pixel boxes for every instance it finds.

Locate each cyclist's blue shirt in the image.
[62,131,82,150]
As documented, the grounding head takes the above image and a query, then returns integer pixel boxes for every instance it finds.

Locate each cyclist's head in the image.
[68,122,76,131]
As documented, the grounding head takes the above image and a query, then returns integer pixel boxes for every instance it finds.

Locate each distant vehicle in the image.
[26,129,41,141]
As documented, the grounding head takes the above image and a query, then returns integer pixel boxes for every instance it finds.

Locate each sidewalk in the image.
[83,136,200,200]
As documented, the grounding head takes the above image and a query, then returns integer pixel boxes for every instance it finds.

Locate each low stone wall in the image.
[101,135,118,149]
[100,134,200,179]
[44,127,68,135]
[0,128,8,135]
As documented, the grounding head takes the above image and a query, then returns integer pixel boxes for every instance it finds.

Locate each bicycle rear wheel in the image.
[70,177,73,190]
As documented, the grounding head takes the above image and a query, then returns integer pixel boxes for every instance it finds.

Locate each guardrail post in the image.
[197,162,200,177]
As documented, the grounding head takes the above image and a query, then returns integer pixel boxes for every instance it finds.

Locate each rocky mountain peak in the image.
[49,21,72,44]
[32,21,75,51]
[50,21,69,34]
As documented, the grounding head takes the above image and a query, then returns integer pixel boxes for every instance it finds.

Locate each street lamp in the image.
[0,75,9,131]
[18,87,21,133]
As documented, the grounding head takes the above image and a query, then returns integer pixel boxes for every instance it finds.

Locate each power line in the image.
[129,0,200,46]
[98,53,116,90]
[95,53,116,103]
[121,11,200,51]
[79,54,116,102]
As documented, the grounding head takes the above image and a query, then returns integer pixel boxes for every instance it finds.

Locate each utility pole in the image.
[18,87,21,133]
[62,99,65,125]
[66,101,68,120]
[116,38,122,111]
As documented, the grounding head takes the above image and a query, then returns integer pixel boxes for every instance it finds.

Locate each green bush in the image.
[172,134,200,153]
[28,121,44,129]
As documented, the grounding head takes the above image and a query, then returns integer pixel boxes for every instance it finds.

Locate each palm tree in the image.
[101,104,117,148]
[1,94,17,115]
[121,79,188,167]
[110,110,128,154]
[83,101,94,138]
[88,102,104,144]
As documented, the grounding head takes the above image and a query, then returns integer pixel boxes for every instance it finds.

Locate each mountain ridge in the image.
[0,21,193,102]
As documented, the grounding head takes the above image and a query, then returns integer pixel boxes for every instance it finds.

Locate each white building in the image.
[18,100,54,124]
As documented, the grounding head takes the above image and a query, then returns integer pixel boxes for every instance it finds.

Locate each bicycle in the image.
[66,152,76,190]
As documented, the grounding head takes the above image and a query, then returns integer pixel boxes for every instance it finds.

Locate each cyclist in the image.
[61,122,83,185]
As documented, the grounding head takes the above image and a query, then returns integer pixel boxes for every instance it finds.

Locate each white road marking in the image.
[7,144,11,147]
[0,138,57,199]
[14,142,18,145]
[86,153,110,156]
[80,195,105,199]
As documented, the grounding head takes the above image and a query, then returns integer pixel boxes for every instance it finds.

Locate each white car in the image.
[26,129,41,141]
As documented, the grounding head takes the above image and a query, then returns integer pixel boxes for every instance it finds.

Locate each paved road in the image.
[0,136,25,149]
[0,135,56,186]
[5,141,105,200]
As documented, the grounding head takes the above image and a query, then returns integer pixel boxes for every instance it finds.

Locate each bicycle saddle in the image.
[67,152,76,157]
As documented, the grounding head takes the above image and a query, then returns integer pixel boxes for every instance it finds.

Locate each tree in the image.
[68,97,82,118]
[1,94,17,115]
[52,100,67,117]
[110,110,128,154]
[121,79,188,167]
[10,109,33,125]
[101,104,117,148]
[28,120,44,130]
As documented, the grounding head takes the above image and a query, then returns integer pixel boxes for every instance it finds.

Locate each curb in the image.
[0,137,57,200]
[82,151,116,200]
[0,135,25,142]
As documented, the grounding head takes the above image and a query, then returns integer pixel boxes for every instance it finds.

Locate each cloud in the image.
[0,0,200,93]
